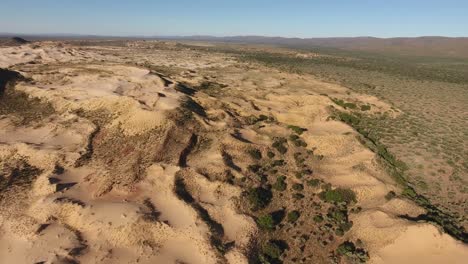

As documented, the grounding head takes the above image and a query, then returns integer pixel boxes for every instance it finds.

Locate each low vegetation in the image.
[319,188,357,204]
[247,187,273,210]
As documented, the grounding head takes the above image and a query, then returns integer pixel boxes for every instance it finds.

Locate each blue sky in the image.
[1,0,467,37]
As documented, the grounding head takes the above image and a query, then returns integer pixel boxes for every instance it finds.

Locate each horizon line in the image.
[1,32,468,40]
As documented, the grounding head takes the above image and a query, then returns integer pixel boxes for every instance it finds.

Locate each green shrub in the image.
[289,135,307,147]
[338,112,360,126]
[248,164,261,173]
[262,241,282,259]
[247,187,272,210]
[289,134,300,141]
[287,210,300,223]
[247,148,262,160]
[336,241,356,255]
[335,228,344,236]
[336,241,369,263]
[343,102,357,109]
[287,125,308,135]
[292,193,305,199]
[267,151,275,158]
[331,98,357,110]
[313,215,324,223]
[292,183,304,191]
[257,214,275,230]
[258,114,269,121]
[328,209,346,223]
[307,179,321,187]
[402,186,417,198]
[360,105,371,111]
[272,159,285,167]
[295,171,304,179]
[319,188,356,204]
[272,138,288,154]
[272,176,287,191]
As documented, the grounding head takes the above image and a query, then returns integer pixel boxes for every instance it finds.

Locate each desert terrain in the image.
[0,39,467,264]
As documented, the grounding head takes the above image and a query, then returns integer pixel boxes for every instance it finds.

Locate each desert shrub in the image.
[313,215,324,223]
[0,160,42,193]
[328,209,347,223]
[272,159,286,167]
[262,241,283,259]
[289,134,307,147]
[336,241,369,263]
[385,191,396,200]
[248,148,262,160]
[247,187,272,210]
[53,164,65,175]
[248,164,261,173]
[271,210,286,223]
[267,151,275,158]
[338,112,360,126]
[343,102,357,109]
[292,193,305,199]
[331,98,357,110]
[293,152,305,165]
[360,105,371,111]
[245,114,269,125]
[337,241,356,255]
[272,176,287,191]
[289,134,300,141]
[295,171,304,179]
[307,179,321,187]
[258,114,269,121]
[402,186,417,198]
[335,228,345,236]
[292,183,304,191]
[287,125,308,135]
[257,214,275,230]
[272,138,288,154]
[287,210,300,223]
[319,188,356,204]
[340,221,353,232]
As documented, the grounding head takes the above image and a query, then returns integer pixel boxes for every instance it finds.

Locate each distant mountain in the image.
[0,36,31,46]
[10,37,29,44]
[2,33,468,58]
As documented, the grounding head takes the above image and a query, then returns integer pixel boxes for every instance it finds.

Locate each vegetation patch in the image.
[287,125,307,135]
[331,98,358,110]
[257,214,275,230]
[247,187,273,210]
[247,148,263,160]
[319,188,357,204]
[272,176,287,191]
[272,138,288,154]
[0,69,55,125]
[287,210,300,223]
[0,160,42,195]
[289,134,307,147]
[336,241,369,263]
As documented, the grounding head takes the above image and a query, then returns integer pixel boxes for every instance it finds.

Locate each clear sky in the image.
[1,0,467,37]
